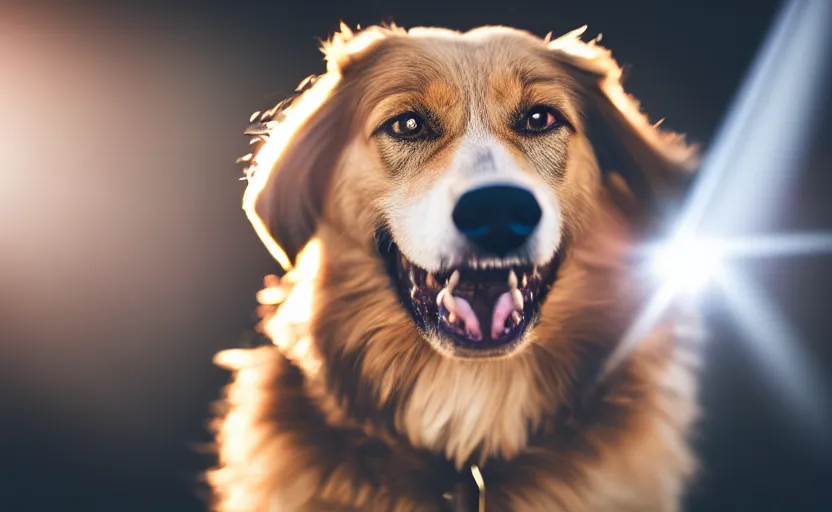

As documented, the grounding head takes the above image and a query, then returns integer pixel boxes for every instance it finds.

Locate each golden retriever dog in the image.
[210,23,701,511]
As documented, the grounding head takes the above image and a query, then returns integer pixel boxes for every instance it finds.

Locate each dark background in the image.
[1,1,831,510]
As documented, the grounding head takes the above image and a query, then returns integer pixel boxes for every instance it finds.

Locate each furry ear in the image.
[241,25,395,270]
[243,74,353,270]
[548,27,699,219]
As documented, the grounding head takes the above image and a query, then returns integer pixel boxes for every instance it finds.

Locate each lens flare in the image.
[606,0,832,441]
[648,236,724,296]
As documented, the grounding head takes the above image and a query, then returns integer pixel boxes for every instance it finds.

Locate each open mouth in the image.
[377,231,562,356]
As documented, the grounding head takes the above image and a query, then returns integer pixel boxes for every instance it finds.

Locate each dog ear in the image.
[548,27,699,220]
[241,25,393,270]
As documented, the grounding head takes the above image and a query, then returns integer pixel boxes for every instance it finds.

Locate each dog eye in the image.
[517,106,562,134]
[382,112,428,140]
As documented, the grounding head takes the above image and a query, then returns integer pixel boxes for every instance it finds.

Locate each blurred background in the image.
[1,1,830,510]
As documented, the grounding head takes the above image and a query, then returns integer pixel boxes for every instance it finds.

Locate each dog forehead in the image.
[356,31,566,118]
[358,28,547,80]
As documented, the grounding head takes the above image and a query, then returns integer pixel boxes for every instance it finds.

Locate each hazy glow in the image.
[648,236,724,296]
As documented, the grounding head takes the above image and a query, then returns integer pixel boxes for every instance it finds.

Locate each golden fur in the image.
[210,24,701,511]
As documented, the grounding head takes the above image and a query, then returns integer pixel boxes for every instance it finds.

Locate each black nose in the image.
[452,185,542,257]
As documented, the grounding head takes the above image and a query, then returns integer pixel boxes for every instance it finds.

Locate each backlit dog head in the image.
[244,24,696,360]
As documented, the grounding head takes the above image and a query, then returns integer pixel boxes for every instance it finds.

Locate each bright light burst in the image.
[643,232,832,297]
[647,236,725,296]
[608,0,832,437]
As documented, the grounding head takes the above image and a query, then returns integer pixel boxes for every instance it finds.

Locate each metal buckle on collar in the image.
[470,464,486,512]
[443,464,485,512]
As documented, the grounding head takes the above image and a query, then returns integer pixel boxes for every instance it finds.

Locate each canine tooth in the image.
[426,273,438,288]
[511,310,523,324]
[410,287,420,300]
[447,270,460,292]
[508,270,518,290]
[512,289,524,310]
[438,288,457,312]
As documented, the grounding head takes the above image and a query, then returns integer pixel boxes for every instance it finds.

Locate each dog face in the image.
[246,25,695,360]
[362,31,594,358]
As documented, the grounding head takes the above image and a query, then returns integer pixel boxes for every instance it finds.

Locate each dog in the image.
[209,23,702,511]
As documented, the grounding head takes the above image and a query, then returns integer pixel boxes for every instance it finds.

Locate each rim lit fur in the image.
[212,23,703,512]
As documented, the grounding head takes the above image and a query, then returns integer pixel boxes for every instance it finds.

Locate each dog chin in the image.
[376,230,562,358]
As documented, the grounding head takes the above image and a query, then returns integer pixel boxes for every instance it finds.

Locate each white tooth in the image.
[411,287,420,300]
[438,288,458,312]
[512,289,524,310]
[426,273,438,288]
[511,310,523,324]
[508,270,518,290]
[447,270,460,292]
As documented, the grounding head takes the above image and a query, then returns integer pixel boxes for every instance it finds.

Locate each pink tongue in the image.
[491,292,515,339]
[437,289,482,341]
